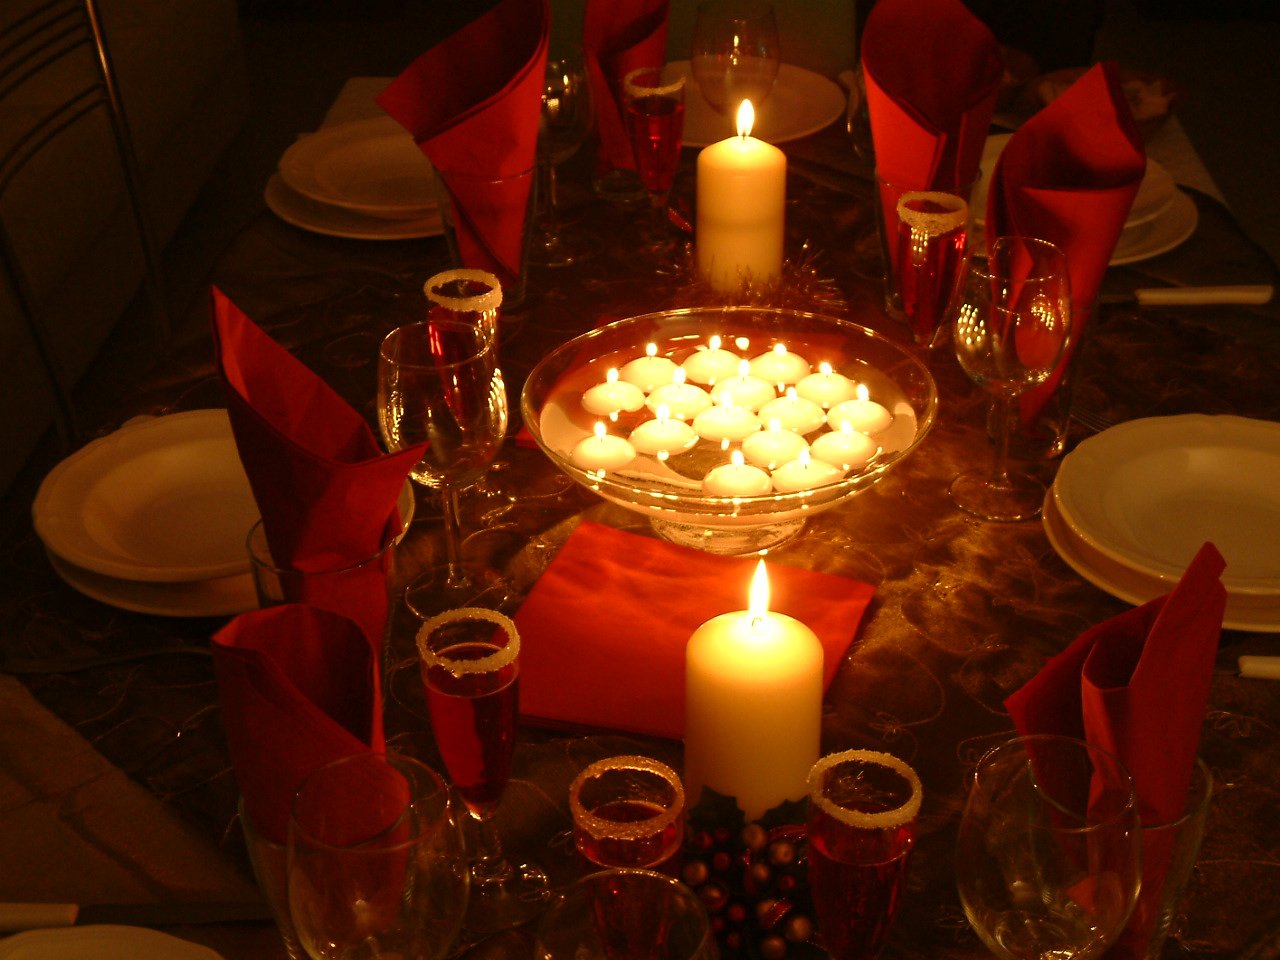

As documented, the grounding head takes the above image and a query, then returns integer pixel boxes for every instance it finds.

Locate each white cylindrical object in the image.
[1239,655,1280,680]
[696,131,786,292]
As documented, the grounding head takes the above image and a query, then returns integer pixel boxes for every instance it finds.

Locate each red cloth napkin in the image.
[213,604,385,844]
[582,0,670,175]
[1005,542,1226,958]
[861,0,1002,191]
[515,521,875,739]
[985,62,1145,425]
[377,0,549,282]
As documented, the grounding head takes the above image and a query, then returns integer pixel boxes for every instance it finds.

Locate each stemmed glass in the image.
[956,735,1142,960]
[690,0,781,117]
[377,319,508,618]
[531,55,594,267]
[417,606,549,936]
[622,66,686,256]
[950,236,1070,521]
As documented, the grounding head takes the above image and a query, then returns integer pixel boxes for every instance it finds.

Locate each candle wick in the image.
[750,615,764,630]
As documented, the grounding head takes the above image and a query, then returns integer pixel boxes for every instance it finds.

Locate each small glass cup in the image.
[569,755,685,874]
[239,797,304,960]
[433,166,537,310]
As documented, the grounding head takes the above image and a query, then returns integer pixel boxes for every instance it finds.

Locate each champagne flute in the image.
[622,66,686,255]
[531,55,594,267]
[950,236,1070,521]
[690,0,781,117]
[416,606,548,935]
[377,320,508,618]
[956,735,1142,960]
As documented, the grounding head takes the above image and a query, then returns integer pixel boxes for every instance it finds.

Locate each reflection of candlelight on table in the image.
[621,342,678,393]
[828,384,893,435]
[646,368,713,420]
[749,344,810,387]
[710,359,776,412]
[693,399,762,444]
[571,421,637,473]
[629,404,698,459]
[582,367,646,419]
[811,423,879,471]
[770,449,844,493]
[702,449,772,497]
[795,362,857,409]
[681,334,742,386]
[684,560,823,821]
[758,387,826,435]
[742,419,808,470]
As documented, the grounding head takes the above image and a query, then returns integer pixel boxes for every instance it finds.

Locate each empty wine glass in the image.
[377,320,508,618]
[956,735,1142,960]
[690,0,781,118]
[417,606,549,936]
[532,55,594,267]
[950,236,1070,521]
[622,66,686,255]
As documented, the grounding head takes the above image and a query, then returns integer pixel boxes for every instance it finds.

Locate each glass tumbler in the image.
[569,754,686,874]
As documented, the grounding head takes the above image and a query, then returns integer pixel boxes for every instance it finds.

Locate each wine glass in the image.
[622,66,686,255]
[531,55,594,267]
[416,606,549,936]
[690,0,781,117]
[287,752,469,960]
[377,319,508,618]
[949,236,1070,522]
[956,735,1143,960]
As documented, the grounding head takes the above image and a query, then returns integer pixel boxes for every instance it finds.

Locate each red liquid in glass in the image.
[423,641,518,814]
[575,798,683,872]
[894,196,967,344]
[807,804,915,960]
[626,95,684,194]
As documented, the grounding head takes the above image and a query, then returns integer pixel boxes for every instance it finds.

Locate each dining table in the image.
[1,73,1279,960]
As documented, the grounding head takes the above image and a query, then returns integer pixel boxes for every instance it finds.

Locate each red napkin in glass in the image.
[583,0,670,176]
[212,604,385,844]
[515,521,875,739]
[1005,542,1226,957]
[861,0,1002,191]
[985,62,1145,425]
[377,0,549,281]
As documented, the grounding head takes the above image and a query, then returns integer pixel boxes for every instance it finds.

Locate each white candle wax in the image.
[741,421,809,470]
[770,449,844,493]
[621,343,679,393]
[795,362,857,409]
[629,405,699,458]
[749,344,810,387]
[811,424,878,471]
[646,369,713,420]
[827,384,893,435]
[692,402,761,444]
[758,387,826,435]
[696,101,787,292]
[570,422,637,473]
[710,359,777,413]
[702,450,772,497]
[582,368,646,417]
[681,335,742,385]
[684,560,823,821]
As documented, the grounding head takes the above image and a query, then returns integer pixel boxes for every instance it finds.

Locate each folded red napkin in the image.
[515,521,875,739]
[985,62,1145,426]
[377,0,549,283]
[583,0,670,176]
[861,0,1002,191]
[213,604,385,844]
[1005,541,1226,957]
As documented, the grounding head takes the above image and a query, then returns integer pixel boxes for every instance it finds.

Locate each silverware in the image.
[1239,656,1280,680]
[1100,284,1274,307]
[0,900,272,931]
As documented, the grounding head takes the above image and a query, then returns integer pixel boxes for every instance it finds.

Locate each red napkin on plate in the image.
[861,0,1002,191]
[515,521,875,739]
[985,62,1145,425]
[213,604,385,844]
[583,0,670,176]
[377,0,549,281]
[1005,542,1226,957]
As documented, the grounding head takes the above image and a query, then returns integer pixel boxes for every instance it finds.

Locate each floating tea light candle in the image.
[827,383,893,435]
[702,449,772,497]
[646,368,713,420]
[693,400,761,444]
[758,387,826,435]
[582,368,646,418]
[571,421,637,473]
[811,422,878,471]
[629,404,698,459]
[770,449,844,493]
[682,335,743,385]
[795,362,857,409]
[741,419,808,470]
[748,344,810,387]
[710,359,776,412]
[620,342,678,393]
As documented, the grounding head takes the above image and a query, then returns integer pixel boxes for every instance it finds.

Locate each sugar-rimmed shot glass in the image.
[570,755,685,874]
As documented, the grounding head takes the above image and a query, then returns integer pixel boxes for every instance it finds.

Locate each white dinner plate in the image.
[46,550,259,618]
[278,116,437,218]
[1054,414,1280,596]
[672,61,847,148]
[33,410,263,583]
[0,925,223,960]
[1042,485,1280,633]
[265,174,444,241]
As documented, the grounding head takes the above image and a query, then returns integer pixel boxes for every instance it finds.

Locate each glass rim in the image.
[543,867,711,947]
[425,268,503,313]
[569,754,685,841]
[1141,755,1213,832]
[245,516,403,578]
[807,748,923,829]
[972,235,1069,276]
[378,319,494,370]
[622,66,686,100]
[416,605,520,676]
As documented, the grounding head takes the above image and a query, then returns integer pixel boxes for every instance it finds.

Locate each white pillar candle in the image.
[696,101,787,292]
[692,401,761,444]
[702,449,772,497]
[629,404,698,459]
[758,387,826,435]
[795,361,857,409]
[710,359,777,413]
[741,420,809,470]
[646,368,713,420]
[681,335,742,385]
[684,560,823,821]
[570,421,637,473]
[811,423,878,472]
[748,344,810,387]
[621,342,679,393]
[827,384,893,435]
[770,449,845,493]
[582,368,646,418]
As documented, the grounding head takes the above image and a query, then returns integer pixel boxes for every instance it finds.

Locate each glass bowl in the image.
[520,307,938,554]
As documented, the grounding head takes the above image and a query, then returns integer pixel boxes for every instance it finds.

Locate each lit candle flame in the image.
[748,559,770,623]
[785,386,798,400]
[737,358,751,378]
[856,382,870,401]
[655,402,671,423]
[606,367,619,383]
[819,361,833,377]
[773,344,788,357]
[730,449,746,467]
[736,100,755,139]
[709,335,722,351]
[673,368,687,386]
[735,336,751,351]
[768,417,782,432]
[645,342,658,358]
[593,421,607,441]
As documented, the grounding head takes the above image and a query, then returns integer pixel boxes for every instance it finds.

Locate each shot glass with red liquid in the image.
[569,755,686,875]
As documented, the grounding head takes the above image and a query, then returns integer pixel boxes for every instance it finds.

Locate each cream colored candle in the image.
[696,101,787,292]
[684,560,823,820]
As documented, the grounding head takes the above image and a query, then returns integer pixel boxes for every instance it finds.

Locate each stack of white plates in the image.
[971,133,1199,265]
[265,115,444,241]
[1044,414,1280,632]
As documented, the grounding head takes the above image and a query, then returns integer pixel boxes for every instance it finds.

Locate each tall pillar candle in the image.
[695,100,787,292]
[684,560,823,821]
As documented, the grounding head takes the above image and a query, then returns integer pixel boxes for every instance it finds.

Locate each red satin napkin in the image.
[377,0,549,281]
[212,604,385,844]
[861,0,1002,191]
[583,0,670,175]
[515,521,875,739]
[985,62,1145,424]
